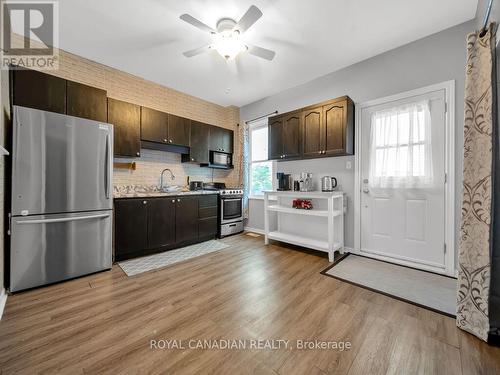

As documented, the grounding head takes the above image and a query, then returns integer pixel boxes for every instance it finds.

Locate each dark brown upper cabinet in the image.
[302,107,323,157]
[323,101,348,156]
[11,68,66,114]
[268,96,354,161]
[141,107,168,143]
[268,113,300,160]
[108,98,141,158]
[66,81,107,122]
[168,114,190,147]
[268,116,284,160]
[282,112,301,159]
[187,120,210,164]
[209,126,233,153]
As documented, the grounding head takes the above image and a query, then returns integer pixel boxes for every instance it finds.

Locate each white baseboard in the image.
[0,288,7,320]
[244,226,265,235]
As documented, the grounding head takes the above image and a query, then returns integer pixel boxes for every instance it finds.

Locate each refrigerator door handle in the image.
[16,213,110,225]
[105,133,110,199]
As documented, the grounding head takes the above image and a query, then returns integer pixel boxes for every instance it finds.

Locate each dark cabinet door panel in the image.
[199,217,217,239]
[168,114,190,147]
[141,107,168,143]
[268,116,283,160]
[189,121,210,164]
[282,113,301,158]
[66,81,107,122]
[209,126,234,153]
[303,108,323,157]
[108,98,141,157]
[323,102,345,155]
[148,198,175,249]
[114,199,148,259]
[12,68,66,114]
[175,196,199,244]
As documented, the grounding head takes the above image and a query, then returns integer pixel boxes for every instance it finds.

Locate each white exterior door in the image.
[359,89,447,274]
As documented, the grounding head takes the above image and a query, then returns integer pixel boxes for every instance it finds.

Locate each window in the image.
[369,101,433,188]
[249,120,273,196]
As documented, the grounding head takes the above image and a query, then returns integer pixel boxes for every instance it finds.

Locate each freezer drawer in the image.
[10,210,112,292]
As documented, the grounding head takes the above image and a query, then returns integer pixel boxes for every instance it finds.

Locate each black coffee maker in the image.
[277,172,292,191]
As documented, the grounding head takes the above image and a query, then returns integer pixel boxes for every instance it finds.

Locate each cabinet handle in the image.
[136,152,140,156]
[169,139,173,143]
[171,199,175,203]
[163,139,167,143]
[177,198,181,202]
[318,151,322,154]
[142,201,147,205]
[191,158,195,162]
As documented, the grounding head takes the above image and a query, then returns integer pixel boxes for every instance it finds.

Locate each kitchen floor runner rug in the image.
[118,240,230,276]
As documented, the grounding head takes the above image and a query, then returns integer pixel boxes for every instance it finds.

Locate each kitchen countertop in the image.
[113,185,219,199]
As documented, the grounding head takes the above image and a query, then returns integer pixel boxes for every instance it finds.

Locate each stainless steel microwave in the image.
[209,151,232,169]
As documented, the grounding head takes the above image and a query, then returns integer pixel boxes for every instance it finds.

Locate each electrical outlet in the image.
[346,161,352,170]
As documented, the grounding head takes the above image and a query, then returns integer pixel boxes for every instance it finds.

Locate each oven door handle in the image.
[221,198,242,202]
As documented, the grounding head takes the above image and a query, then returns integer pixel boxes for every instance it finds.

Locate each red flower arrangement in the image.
[292,199,313,210]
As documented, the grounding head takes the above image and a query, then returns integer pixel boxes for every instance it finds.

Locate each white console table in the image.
[263,190,345,262]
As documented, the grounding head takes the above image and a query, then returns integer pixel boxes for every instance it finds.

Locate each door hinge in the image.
[444,243,447,254]
[444,173,447,184]
[7,213,11,236]
[444,102,448,113]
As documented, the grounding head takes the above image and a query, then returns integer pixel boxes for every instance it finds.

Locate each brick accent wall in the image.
[9,34,242,188]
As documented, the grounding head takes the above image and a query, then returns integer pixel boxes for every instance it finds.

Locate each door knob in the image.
[363,188,369,193]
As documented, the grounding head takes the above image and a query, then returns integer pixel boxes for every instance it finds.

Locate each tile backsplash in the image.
[114,149,238,188]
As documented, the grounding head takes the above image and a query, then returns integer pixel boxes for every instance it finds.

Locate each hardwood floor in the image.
[0,233,499,374]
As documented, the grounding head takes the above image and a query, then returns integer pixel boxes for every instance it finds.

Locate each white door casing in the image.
[354,81,455,276]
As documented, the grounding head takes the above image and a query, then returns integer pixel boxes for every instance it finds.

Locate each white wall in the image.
[241,20,474,251]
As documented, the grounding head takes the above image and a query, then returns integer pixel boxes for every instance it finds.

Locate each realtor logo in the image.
[1,0,59,69]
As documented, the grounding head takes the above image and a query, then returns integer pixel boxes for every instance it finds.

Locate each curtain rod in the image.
[245,110,278,124]
[481,0,494,32]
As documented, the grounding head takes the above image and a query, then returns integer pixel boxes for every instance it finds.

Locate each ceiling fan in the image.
[180,5,276,61]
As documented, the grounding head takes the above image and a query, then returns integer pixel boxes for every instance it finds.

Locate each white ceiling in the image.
[58,0,478,107]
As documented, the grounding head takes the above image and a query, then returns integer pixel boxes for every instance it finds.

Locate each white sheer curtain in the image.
[368,101,433,188]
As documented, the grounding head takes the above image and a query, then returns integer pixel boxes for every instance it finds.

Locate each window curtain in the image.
[368,101,433,188]
[457,23,498,344]
[242,123,250,219]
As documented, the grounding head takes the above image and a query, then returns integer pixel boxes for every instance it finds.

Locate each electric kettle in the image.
[321,176,338,192]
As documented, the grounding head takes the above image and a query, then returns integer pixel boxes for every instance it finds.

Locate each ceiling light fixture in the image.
[212,31,247,60]
[180,5,276,62]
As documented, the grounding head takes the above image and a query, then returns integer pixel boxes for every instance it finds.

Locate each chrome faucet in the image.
[160,168,175,190]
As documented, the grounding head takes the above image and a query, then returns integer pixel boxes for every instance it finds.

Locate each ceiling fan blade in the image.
[183,45,212,58]
[180,14,216,34]
[247,45,276,61]
[234,5,262,33]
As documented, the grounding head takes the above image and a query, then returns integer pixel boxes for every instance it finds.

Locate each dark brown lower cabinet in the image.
[114,194,217,261]
[114,199,148,259]
[175,196,199,244]
[147,198,175,249]
[198,195,218,240]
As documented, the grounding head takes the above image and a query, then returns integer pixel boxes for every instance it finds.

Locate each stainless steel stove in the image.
[204,183,244,237]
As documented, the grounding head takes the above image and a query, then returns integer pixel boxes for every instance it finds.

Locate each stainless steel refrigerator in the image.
[9,106,113,292]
